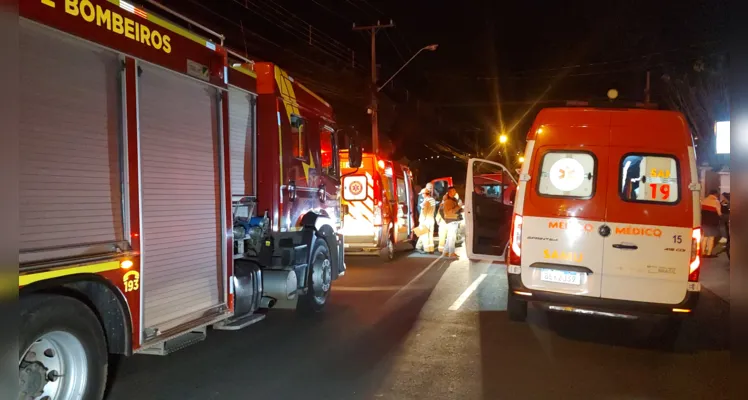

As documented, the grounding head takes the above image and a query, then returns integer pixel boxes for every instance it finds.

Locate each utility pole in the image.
[353,20,394,154]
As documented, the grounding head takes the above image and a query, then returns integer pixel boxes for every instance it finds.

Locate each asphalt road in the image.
[105,249,729,400]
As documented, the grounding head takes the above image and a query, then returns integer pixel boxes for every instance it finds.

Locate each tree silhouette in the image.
[661,54,729,166]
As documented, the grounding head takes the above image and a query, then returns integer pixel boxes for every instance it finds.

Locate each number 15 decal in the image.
[649,183,671,201]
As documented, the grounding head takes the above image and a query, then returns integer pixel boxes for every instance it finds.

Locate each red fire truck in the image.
[17,1,361,399]
[340,152,416,260]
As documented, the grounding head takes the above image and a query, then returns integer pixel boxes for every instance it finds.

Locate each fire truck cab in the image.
[340,152,416,261]
[17,1,361,399]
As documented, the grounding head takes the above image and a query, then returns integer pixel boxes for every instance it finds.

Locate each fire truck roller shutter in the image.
[228,86,256,197]
[19,19,126,263]
[138,62,224,331]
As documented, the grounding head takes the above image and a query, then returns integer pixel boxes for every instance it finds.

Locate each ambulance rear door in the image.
[465,160,517,262]
[342,173,375,233]
[602,147,693,304]
[520,144,610,298]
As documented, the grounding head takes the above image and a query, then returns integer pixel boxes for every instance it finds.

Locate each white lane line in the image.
[385,255,444,303]
[448,273,488,311]
[335,286,404,292]
[400,255,444,290]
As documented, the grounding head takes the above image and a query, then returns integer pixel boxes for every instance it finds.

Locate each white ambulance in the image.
[465,105,702,338]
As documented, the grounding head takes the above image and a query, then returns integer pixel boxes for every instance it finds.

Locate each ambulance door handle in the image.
[612,244,638,250]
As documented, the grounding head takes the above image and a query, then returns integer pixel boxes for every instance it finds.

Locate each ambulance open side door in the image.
[465,158,517,262]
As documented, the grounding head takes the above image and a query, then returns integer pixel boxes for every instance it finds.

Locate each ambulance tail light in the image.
[689,227,701,282]
[508,214,523,265]
[373,204,383,226]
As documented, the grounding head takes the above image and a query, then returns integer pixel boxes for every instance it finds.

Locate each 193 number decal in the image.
[123,270,140,293]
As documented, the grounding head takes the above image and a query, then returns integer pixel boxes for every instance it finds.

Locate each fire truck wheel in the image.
[298,238,333,314]
[19,294,108,400]
[379,235,395,262]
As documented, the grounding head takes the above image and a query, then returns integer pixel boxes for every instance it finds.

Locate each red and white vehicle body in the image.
[468,106,702,325]
[17,1,359,398]
[340,152,415,260]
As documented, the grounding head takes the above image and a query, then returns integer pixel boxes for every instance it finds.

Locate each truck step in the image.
[138,328,207,356]
[212,313,266,331]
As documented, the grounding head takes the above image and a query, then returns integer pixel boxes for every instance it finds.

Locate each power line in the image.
[231,0,362,69]
[426,42,725,81]
[355,0,384,16]
[384,29,406,62]
[344,0,374,16]
[394,28,413,54]
[264,0,356,56]
[184,0,343,78]
[309,0,352,23]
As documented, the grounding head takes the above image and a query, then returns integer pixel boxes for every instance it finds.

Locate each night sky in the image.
[155,0,727,182]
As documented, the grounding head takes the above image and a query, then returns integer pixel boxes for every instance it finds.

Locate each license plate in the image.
[540,269,581,285]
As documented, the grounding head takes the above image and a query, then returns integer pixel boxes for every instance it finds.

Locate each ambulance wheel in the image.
[19,294,108,400]
[507,295,528,322]
[298,239,332,314]
[380,235,395,262]
[655,317,683,350]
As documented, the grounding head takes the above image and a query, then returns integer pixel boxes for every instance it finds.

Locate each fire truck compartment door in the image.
[139,62,224,332]
[19,20,127,264]
[228,86,256,197]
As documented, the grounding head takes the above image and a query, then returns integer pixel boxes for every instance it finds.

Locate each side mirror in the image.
[348,140,363,169]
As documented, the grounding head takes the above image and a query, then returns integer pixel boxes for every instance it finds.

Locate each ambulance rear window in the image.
[537,151,596,199]
[619,154,680,204]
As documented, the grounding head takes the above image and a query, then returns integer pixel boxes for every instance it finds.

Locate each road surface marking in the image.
[335,286,405,292]
[385,255,445,304]
[448,273,488,310]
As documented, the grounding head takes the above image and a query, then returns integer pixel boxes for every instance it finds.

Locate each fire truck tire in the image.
[298,239,333,314]
[19,294,108,400]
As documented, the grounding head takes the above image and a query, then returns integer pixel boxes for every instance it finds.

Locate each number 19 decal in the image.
[123,270,140,293]
[649,183,671,201]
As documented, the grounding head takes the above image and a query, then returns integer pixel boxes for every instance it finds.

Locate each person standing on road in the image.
[415,187,436,253]
[442,187,463,258]
[700,189,722,257]
[436,189,463,253]
[720,192,730,259]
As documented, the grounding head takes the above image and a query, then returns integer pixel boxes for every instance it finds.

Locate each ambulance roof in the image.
[527,107,693,150]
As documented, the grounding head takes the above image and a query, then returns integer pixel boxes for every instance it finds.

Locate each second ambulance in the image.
[466,105,702,338]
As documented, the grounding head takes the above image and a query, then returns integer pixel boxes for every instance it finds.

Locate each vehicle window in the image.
[319,128,338,177]
[502,173,516,206]
[382,175,395,202]
[291,115,307,160]
[396,178,407,203]
[475,184,502,199]
[433,180,448,200]
[537,151,595,198]
[620,154,679,204]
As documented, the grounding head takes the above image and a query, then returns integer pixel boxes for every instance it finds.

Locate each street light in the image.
[499,133,508,144]
[377,44,439,92]
[518,156,525,163]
